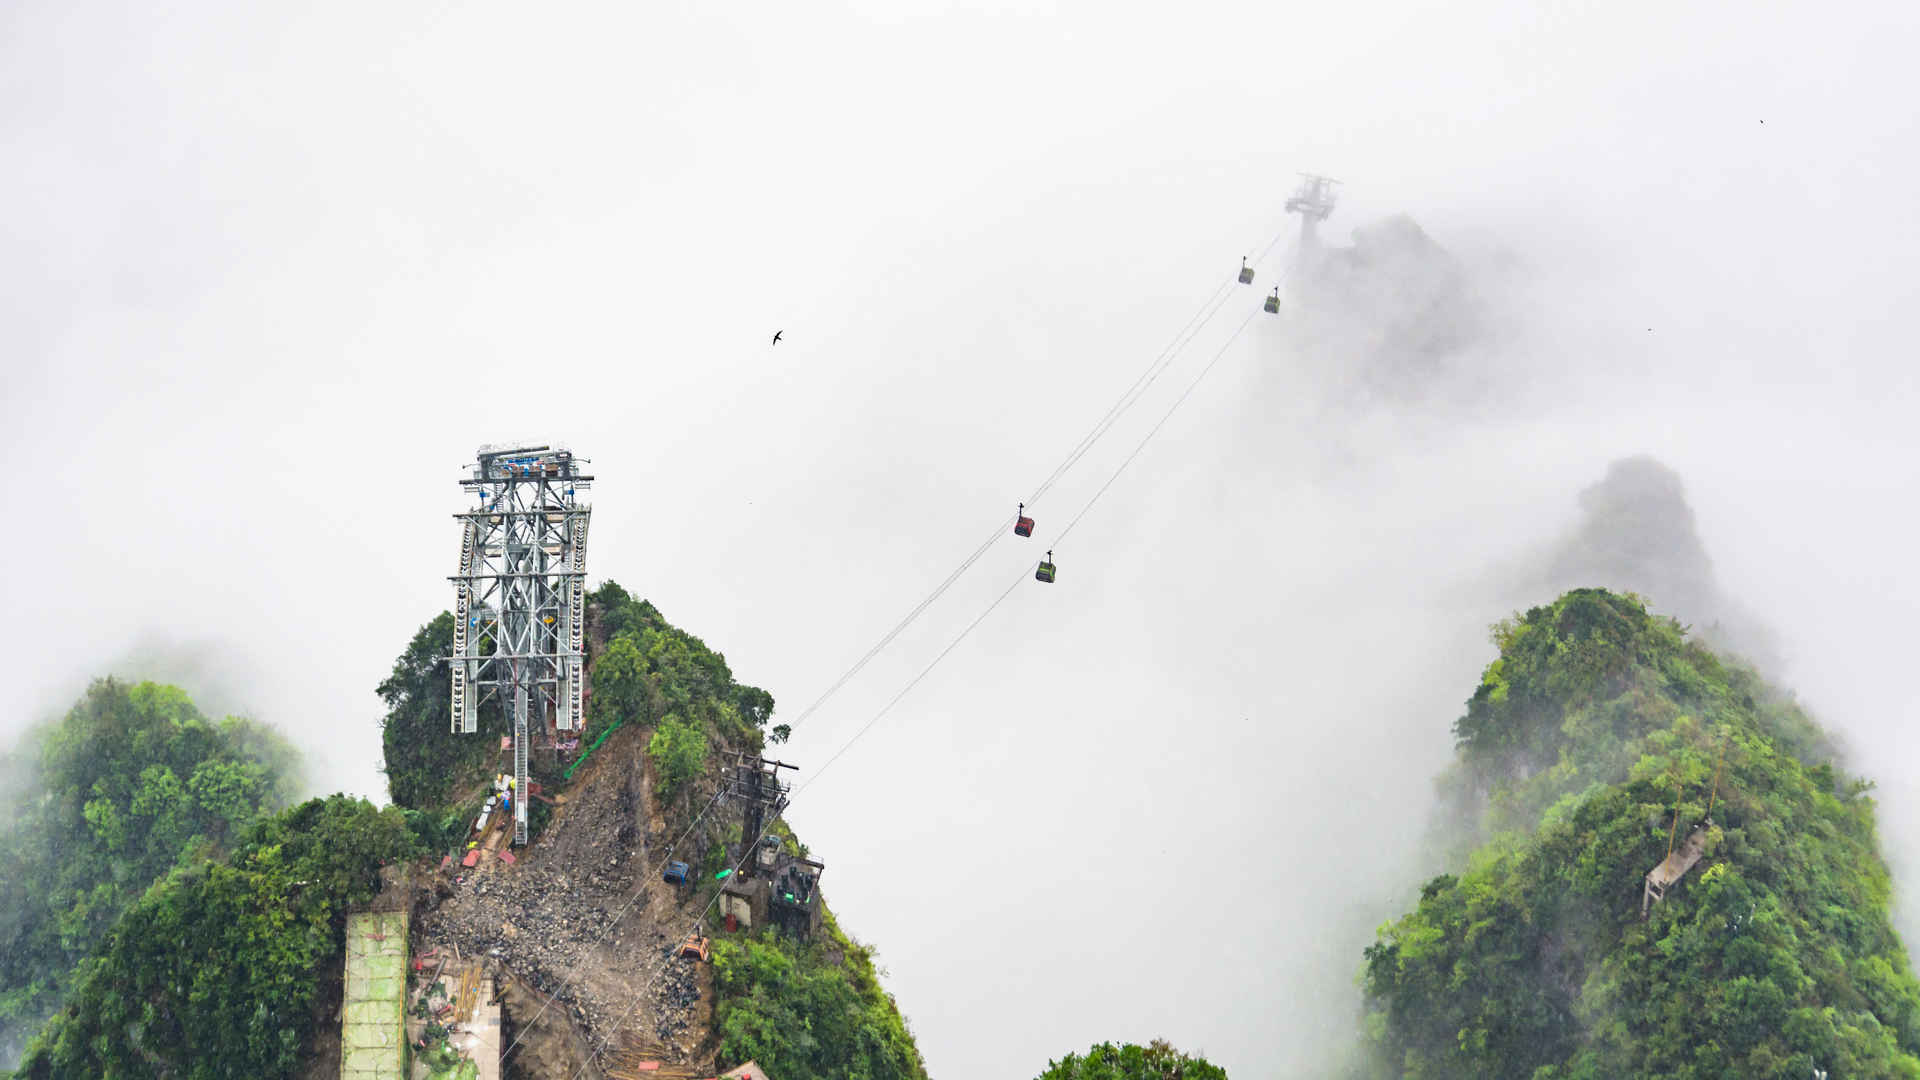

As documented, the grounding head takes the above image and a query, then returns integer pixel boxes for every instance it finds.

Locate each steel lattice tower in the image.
[1284,173,1341,253]
[450,444,592,845]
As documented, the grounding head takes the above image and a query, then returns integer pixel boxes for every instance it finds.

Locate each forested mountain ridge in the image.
[1358,588,1920,1079]
[379,581,926,1080]
[0,679,299,1066]
[13,796,423,1077]
[0,580,927,1079]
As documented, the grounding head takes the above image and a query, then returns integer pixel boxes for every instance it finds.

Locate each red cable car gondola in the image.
[1014,502,1034,538]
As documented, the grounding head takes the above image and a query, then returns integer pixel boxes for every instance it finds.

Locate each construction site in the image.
[321,700,810,1080]
[321,446,820,1080]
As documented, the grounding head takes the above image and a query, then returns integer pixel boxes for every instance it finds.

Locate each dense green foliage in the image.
[379,611,507,810]
[592,584,926,1079]
[588,582,774,747]
[14,794,424,1079]
[647,714,708,800]
[0,680,297,1060]
[711,911,927,1080]
[382,585,774,818]
[1033,1041,1229,1079]
[1359,589,1920,1079]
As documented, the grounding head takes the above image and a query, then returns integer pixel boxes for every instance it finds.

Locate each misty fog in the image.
[6,2,1920,1077]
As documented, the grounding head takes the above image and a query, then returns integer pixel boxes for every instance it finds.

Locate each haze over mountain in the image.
[5,3,1919,1076]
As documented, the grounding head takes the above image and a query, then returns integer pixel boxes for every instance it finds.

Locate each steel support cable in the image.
[1027,225,1291,508]
[572,273,1280,1080]
[1028,226,1290,506]
[571,294,1274,1075]
[569,568,1030,1080]
[495,783,730,1065]
[780,515,1010,733]
[782,226,1290,739]
[1022,278,1232,506]
[1024,281,1237,508]
[1052,305,1264,549]
[506,255,1282,1071]
[571,297,1271,1080]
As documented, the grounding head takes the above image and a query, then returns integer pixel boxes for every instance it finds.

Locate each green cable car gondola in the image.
[1264,288,1280,314]
[1238,257,1255,285]
[1035,551,1057,583]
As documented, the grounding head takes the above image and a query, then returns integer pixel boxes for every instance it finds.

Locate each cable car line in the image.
[573,291,1273,1080]
[780,227,1289,741]
[1023,277,1231,506]
[1052,305,1263,549]
[1026,226,1289,510]
[569,565,1031,1080]
[1022,279,1236,510]
[779,515,1013,734]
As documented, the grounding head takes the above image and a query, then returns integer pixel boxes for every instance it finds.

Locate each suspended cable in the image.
[1028,225,1292,508]
[1053,305,1263,548]
[560,220,1297,1076]
[783,225,1290,738]
[780,515,1011,733]
[569,565,1032,1080]
[573,289,1275,1080]
[1023,279,1232,506]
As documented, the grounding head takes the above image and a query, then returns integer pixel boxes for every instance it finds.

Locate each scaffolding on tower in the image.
[449,444,592,845]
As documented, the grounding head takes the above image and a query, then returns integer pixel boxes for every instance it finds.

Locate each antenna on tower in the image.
[449,446,593,845]
[1284,173,1341,254]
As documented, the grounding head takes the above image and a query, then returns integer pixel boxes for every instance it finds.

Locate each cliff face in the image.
[1357,589,1920,1079]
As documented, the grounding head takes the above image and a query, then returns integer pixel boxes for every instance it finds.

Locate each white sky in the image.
[6,2,1920,1077]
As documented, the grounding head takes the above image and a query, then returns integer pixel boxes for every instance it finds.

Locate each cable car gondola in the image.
[1238,257,1255,285]
[1035,551,1057,583]
[1014,502,1034,538]
[1264,288,1280,314]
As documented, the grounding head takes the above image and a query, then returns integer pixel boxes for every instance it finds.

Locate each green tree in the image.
[711,920,927,1080]
[15,795,422,1079]
[591,634,650,726]
[0,678,297,1065]
[648,714,707,801]
[1034,1041,1228,1080]
[378,612,510,812]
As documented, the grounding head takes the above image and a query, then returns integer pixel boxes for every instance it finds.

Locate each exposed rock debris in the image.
[415,723,723,1076]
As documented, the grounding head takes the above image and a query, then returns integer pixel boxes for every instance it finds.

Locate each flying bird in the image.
[771,330,783,346]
